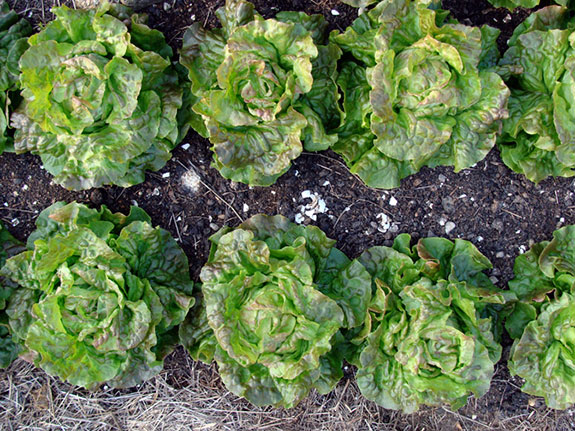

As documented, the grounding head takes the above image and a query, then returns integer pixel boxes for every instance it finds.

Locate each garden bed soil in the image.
[2,0,575,430]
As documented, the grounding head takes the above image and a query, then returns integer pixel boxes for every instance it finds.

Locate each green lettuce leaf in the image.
[180,214,370,407]
[1,202,194,389]
[12,3,184,190]
[352,234,506,413]
[331,0,509,189]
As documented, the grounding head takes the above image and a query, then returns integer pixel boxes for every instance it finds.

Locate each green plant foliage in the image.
[330,0,509,189]
[179,0,342,186]
[180,214,371,408]
[0,0,31,154]
[486,0,570,10]
[498,6,575,183]
[12,2,184,190]
[0,202,195,390]
[0,221,24,369]
[506,225,575,409]
[349,234,507,413]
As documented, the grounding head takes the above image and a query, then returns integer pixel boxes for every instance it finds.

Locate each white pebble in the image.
[389,196,397,207]
[331,9,340,16]
[162,172,170,178]
[181,143,190,151]
[243,203,249,213]
[445,221,455,235]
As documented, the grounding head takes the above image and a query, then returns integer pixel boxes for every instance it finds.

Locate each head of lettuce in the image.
[12,2,184,190]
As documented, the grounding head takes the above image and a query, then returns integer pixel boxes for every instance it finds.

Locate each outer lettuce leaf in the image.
[331,0,509,189]
[180,0,342,186]
[0,222,24,369]
[12,3,184,190]
[0,202,194,389]
[352,234,506,413]
[180,214,370,408]
[498,6,575,182]
[0,1,31,154]
[506,225,575,409]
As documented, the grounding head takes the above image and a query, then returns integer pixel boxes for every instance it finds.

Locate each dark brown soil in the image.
[2,0,575,430]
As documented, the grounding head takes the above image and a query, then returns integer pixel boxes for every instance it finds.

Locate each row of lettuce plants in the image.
[1,0,575,189]
[1,202,575,412]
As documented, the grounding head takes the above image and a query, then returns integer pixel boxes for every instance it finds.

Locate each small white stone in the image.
[445,221,455,235]
[162,172,170,178]
[151,188,160,196]
[243,203,249,213]
[11,218,19,227]
[181,169,201,193]
[294,213,305,224]
[439,217,446,227]
[389,196,398,207]
[560,217,565,223]
[22,184,29,191]
[209,223,219,231]
[131,200,138,207]
[438,174,447,183]
[477,236,483,242]
[519,245,527,254]
[322,180,330,187]
[181,143,190,151]
[496,251,505,258]
[331,9,340,15]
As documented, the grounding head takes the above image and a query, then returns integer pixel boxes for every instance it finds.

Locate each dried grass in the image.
[2,349,574,431]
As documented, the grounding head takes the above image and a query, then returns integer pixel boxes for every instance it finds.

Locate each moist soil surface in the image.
[2,0,575,430]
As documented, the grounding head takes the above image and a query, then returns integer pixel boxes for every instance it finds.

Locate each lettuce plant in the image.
[180,215,371,408]
[0,222,24,369]
[0,0,31,154]
[179,0,342,186]
[505,225,575,409]
[486,0,571,9]
[349,234,507,413]
[0,202,195,389]
[11,3,184,190]
[330,0,509,189]
[498,6,575,183]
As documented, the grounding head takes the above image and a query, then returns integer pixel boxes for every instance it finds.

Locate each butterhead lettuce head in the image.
[1,202,195,390]
[331,0,509,189]
[0,221,24,369]
[180,214,371,408]
[0,0,31,154]
[12,2,184,190]
[349,234,507,413]
[180,0,342,186]
[498,6,575,183]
